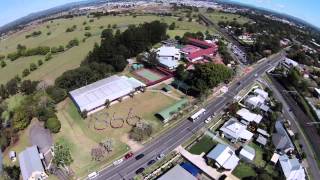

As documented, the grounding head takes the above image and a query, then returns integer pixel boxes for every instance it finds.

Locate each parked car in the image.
[135,167,145,174]
[124,152,134,159]
[156,153,165,160]
[135,153,145,160]
[147,159,156,166]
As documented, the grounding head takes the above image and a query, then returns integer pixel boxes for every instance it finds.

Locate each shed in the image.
[158,165,197,180]
[256,134,267,146]
[271,153,280,164]
[239,145,255,162]
[155,99,188,123]
[180,162,200,176]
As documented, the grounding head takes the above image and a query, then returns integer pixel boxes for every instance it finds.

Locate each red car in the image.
[124,152,134,159]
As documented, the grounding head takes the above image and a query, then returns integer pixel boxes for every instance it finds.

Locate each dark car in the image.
[135,167,145,174]
[124,152,134,159]
[147,159,156,166]
[135,154,145,160]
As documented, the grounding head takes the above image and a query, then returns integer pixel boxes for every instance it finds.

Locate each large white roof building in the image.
[156,46,181,70]
[236,108,263,124]
[69,75,145,112]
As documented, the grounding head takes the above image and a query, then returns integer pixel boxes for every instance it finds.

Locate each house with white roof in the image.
[207,143,239,171]
[245,95,266,109]
[239,145,255,162]
[283,57,299,69]
[236,108,263,124]
[279,155,306,180]
[156,46,181,70]
[254,88,269,100]
[220,118,253,142]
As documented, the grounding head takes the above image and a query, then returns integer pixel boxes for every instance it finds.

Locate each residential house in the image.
[245,95,265,109]
[19,146,48,180]
[253,88,269,100]
[207,143,239,171]
[272,121,295,153]
[236,108,263,124]
[239,145,255,162]
[158,164,197,180]
[220,118,253,143]
[279,154,306,180]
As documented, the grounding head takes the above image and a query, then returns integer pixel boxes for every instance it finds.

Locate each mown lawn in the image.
[205,11,251,24]
[233,162,257,179]
[55,91,179,177]
[189,135,217,155]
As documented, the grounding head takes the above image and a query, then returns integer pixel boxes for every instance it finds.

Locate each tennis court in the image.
[134,68,165,82]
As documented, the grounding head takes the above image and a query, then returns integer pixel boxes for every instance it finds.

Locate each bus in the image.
[189,108,206,122]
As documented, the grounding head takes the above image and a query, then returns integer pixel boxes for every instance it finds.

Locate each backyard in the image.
[55,91,181,177]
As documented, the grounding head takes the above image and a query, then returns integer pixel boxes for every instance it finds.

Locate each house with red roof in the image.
[181,38,218,63]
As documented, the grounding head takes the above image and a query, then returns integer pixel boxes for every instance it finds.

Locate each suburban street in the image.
[267,76,320,179]
[94,52,285,180]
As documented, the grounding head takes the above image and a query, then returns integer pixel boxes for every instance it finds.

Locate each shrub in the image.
[22,69,30,77]
[29,63,37,71]
[45,117,61,133]
[38,59,43,66]
[1,60,6,68]
[46,86,67,103]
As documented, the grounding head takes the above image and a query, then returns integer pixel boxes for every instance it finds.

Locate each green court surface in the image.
[135,69,164,82]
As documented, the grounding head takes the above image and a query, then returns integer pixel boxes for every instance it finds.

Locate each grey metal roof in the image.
[256,134,267,146]
[69,75,145,112]
[19,146,45,180]
[158,165,197,180]
[272,121,294,152]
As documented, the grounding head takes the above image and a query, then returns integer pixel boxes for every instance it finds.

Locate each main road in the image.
[94,52,285,180]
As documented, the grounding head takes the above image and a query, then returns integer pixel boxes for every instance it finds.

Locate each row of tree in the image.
[54,21,168,93]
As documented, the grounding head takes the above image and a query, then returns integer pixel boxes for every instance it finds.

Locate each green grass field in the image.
[55,91,179,177]
[188,135,217,155]
[233,162,257,179]
[205,11,251,24]
[0,14,211,85]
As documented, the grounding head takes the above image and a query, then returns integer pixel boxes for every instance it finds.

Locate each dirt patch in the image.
[120,134,143,152]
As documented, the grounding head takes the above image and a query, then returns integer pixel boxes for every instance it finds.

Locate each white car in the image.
[156,153,165,160]
[205,117,212,124]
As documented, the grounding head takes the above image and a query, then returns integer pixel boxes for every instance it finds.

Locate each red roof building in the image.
[181,38,218,62]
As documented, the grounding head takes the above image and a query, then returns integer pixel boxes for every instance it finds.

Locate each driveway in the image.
[29,121,53,154]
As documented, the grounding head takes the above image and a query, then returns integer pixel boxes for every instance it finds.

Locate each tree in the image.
[0,84,9,99]
[38,59,43,66]
[46,86,67,103]
[146,51,159,68]
[129,121,153,141]
[6,78,19,95]
[1,60,6,68]
[91,147,105,161]
[53,142,73,167]
[45,117,61,133]
[12,106,32,131]
[99,138,113,153]
[2,165,20,180]
[20,80,38,95]
[22,68,30,77]
[29,63,37,71]
[169,22,176,30]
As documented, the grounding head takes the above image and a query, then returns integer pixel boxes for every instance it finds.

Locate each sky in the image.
[0,0,319,28]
